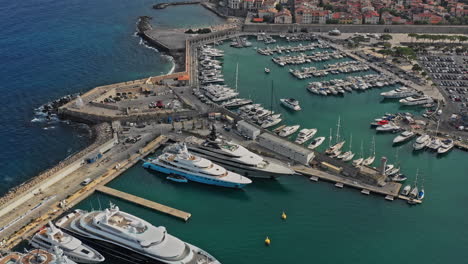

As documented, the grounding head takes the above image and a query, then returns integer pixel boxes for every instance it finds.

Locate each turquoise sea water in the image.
[76,38,468,264]
[3,1,468,263]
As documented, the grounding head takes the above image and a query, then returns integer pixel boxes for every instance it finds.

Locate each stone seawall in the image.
[0,123,112,208]
[243,24,468,34]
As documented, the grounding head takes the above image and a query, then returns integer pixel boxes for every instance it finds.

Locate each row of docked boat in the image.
[256,42,326,56]
[307,74,398,96]
[380,87,435,107]
[291,61,370,80]
[198,46,225,85]
[230,37,252,48]
[237,104,281,128]
[272,125,324,149]
[272,50,345,66]
[256,33,277,44]
[412,134,454,154]
[401,171,425,203]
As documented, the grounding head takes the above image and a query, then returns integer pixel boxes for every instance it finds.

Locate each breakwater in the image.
[153,1,201,9]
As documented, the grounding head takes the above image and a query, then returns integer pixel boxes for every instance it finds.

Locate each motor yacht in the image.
[438,139,454,154]
[294,129,317,144]
[186,132,294,179]
[375,123,400,132]
[399,96,434,106]
[143,143,252,188]
[427,137,442,151]
[307,137,325,150]
[380,87,418,98]
[325,141,345,155]
[280,98,301,111]
[30,221,105,263]
[393,130,415,144]
[401,185,411,195]
[55,204,220,264]
[278,125,300,137]
[413,134,430,151]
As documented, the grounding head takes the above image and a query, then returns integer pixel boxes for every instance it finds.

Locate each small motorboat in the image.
[265,68,270,73]
[307,137,325,149]
[166,175,188,183]
[392,173,407,182]
[401,185,411,195]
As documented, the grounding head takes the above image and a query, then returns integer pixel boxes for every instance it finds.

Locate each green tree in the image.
[381,34,393,42]
[275,3,283,11]
[412,64,422,71]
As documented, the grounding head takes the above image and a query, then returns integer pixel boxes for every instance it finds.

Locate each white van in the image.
[81,178,92,186]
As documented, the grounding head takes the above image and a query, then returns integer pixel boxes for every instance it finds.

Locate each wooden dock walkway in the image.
[294,166,422,204]
[96,186,191,221]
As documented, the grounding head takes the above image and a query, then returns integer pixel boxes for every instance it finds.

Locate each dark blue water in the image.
[0,0,223,195]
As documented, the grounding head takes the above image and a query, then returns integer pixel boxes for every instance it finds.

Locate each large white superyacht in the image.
[186,130,294,178]
[55,204,220,264]
[30,221,105,263]
[380,87,419,98]
[143,143,252,188]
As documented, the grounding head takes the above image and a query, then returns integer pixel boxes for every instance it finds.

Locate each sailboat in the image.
[362,136,376,166]
[326,116,345,155]
[417,175,425,200]
[409,169,419,199]
[222,63,253,109]
[261,81,282,129]
[387,147,401,177]
[339,134,355,161]
[352,141,364,166]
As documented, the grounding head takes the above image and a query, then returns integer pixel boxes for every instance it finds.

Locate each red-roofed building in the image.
[363,10,380,24]
[274,8,292,24]
[413,12,443,24]
[296,9,330,24]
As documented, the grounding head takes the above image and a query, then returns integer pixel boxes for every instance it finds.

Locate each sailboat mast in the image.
[270,80,274,113]
[349,134,352,151]
[235,62,239,93]
[329,128,333,147]
[360,140,364,158]
[336,116,341,143]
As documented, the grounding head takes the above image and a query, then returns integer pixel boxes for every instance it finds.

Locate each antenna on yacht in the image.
[336,116,341,143]
[328,128,333,147]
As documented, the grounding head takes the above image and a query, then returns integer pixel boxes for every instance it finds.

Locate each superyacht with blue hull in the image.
[55,204,220,264]
[143,143,252,188]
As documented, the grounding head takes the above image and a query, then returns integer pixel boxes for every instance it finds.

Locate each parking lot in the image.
[419,55,468,112]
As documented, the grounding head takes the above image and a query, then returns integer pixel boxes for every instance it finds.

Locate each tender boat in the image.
[393,130,415,144]
[30,221,105,263]
[261,116,282,128]
[392,173,407,182]
[265,68,270,73]
[413,134,430,151]
[166,175,188,183]
[278,125,300,137]
[307,137,325,149]
[437,139,454,154]
[295,128,317,144]
[280,98,301,111]
[143,143,252,188]
[55,204,220,264]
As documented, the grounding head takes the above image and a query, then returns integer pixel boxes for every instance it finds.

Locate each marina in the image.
[1,4,467,263]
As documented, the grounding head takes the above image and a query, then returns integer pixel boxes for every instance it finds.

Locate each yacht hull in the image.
[143,162,248,188]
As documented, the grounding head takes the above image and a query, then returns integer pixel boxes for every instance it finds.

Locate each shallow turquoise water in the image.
[75,37,468,264]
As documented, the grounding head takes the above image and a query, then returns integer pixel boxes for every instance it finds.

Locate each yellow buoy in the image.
[264,236,271,246]
[281,211,287,220]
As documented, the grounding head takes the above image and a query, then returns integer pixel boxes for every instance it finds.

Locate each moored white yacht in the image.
[294,128,317,144]
[393,130,415,144]
[437,139,454,154]
[30,221,105,263]
[307,137,325,149]
[55,204,220,264]
[186,132,294,178]
[0,248,77,264]
[278,125,300,137]
[399,95,434,106]
[280,98,301,111]
[413,134,430,151]
[427,137,442,151]
[380,87,418,98]
[143,143,252,188]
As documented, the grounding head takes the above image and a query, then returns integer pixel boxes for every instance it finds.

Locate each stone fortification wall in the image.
[243,24,468,34]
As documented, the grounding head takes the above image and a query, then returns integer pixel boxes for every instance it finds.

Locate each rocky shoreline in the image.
[153,1,201,9]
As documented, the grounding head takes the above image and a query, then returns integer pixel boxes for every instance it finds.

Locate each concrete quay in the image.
[294,166,421,204]
[0,134,172,250]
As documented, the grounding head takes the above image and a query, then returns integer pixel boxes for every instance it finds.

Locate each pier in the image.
[96,186,191,221]
[294,166,422,204]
